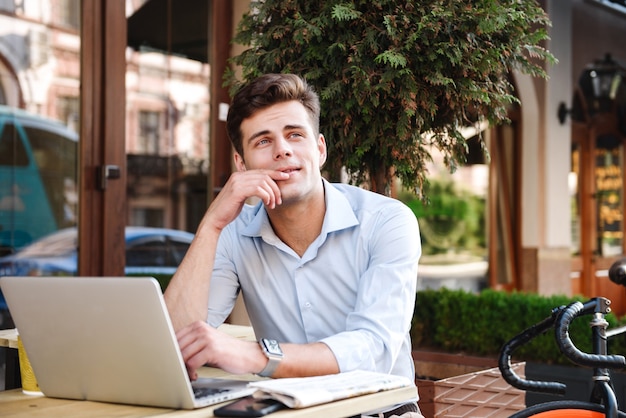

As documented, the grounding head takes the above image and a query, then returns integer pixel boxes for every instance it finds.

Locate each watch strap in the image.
[258,339,282,378]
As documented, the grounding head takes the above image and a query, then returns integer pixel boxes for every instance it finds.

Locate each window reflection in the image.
[126,15,211,233]
[138,110,162,154]
[0,111,78,254]
[0,2,81,266]
[57,0,81,29]
[57,96,80,133]
[0,0,211,327]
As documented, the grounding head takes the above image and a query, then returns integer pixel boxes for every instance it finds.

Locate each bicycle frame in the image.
[499,297,626,418]
[584,299,619,418]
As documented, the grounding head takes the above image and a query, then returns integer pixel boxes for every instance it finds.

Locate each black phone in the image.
[213,395,286,417]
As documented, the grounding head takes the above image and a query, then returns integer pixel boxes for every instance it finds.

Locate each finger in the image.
[179,336,212,377]
[258,172,288,207]
[256,183,280,209]
[187,365,198,381]
[266,174,287,206]
[176,321,202,349]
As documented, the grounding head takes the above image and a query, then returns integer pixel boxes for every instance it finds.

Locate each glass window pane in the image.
[131,207,164,228]
[138,110,161,154]
[169,239,191,266]
[126,240,167,268]
[0,113,78,254]
[53,0,81,30]
[0,123,29,166]
[0,3,81,330]
[595,135,623,257]
[126,1,210,291]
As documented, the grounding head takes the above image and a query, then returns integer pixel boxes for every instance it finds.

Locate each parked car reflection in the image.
[0,226,194,327]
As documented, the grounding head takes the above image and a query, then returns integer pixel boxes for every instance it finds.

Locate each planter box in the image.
[414,350,500,381]
[416,364,525,417]
[413,351,525,417]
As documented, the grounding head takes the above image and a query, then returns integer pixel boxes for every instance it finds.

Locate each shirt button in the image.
[304,302,312,308]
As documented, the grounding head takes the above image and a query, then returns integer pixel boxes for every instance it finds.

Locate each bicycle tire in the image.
[511,400,626,417]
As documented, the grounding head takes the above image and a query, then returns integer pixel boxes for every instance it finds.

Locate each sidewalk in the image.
[417,260,488,293]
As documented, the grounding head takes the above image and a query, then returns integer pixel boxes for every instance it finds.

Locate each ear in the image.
[234,152,246,171]
[318,134,327,167]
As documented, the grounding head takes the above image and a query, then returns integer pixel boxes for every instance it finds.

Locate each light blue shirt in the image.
[207,179,421,381]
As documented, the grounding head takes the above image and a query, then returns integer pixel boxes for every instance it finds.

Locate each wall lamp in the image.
[558,53,625,125]
[557,102,570,125]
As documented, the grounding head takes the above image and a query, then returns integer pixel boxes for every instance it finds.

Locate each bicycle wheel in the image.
[511,400,626,417]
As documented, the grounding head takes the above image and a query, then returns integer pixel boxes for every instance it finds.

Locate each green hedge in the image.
[126,273,174,292]
[412,288,626,365]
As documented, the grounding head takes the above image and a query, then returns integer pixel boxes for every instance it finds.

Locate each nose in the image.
[274,137,292,159]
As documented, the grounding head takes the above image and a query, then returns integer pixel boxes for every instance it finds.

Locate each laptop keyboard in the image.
[193,386,228,399]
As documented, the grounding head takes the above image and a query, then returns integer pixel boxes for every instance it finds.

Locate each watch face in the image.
[262,339,283,356]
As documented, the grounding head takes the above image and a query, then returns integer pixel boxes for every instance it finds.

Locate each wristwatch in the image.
[258,338,283,377]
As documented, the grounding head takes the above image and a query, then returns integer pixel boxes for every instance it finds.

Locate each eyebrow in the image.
[246,124,307,145]
[246,129,270,145]
[284,124,306,132]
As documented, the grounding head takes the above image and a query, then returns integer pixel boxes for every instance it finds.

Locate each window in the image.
[169,239,190,265]
[26,125,78,227]
[0,0,16,13]
[58,0,80,30]
[131,207,164,227]
[125,237,191,268]
[138,111,161,154]
[0,124,28,166]
[57,96,80,133]
[595,135,623,257]
[126,240,168,267]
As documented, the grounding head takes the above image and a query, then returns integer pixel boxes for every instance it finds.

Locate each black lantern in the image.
[578,54,625,116]
[558,53,626,133]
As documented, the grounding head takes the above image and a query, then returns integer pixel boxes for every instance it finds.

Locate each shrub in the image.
[412,288,626,365]
[126,273,173,292]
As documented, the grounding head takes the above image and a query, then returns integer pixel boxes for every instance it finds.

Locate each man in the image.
[164,73,422,417]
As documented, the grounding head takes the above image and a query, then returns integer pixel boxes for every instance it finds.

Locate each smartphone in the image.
[213,395,286,417]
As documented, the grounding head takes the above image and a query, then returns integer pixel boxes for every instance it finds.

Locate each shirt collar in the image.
[241,179,359,238]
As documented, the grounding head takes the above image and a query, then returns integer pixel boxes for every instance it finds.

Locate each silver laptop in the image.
[0,276,254,409]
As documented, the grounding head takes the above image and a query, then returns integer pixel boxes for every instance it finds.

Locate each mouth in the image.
[278,167,300,175]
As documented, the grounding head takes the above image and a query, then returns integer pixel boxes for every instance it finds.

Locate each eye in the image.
[288,132,304,140]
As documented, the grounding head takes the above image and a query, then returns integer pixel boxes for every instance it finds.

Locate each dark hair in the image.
[226,74,320,157]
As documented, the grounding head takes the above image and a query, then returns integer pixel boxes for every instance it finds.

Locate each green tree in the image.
[228,1,555,195]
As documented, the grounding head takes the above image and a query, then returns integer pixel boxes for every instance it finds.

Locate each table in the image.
[0,382,417,417]
[0,326,417,417]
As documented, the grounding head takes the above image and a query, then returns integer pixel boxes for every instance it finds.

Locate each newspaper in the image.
[249,370,413,409]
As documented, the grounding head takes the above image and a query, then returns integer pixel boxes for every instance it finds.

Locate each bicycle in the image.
[498,258,626,417]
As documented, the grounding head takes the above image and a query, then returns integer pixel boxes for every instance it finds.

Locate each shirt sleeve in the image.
[206,225,241,327]
[320,202,421,374]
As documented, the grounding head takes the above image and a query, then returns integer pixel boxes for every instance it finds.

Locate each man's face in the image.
[235,100,327,205]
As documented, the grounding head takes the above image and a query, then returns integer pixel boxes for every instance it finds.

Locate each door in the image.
[571,115,626,314]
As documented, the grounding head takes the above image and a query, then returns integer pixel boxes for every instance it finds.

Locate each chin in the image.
[277,187,305,205]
